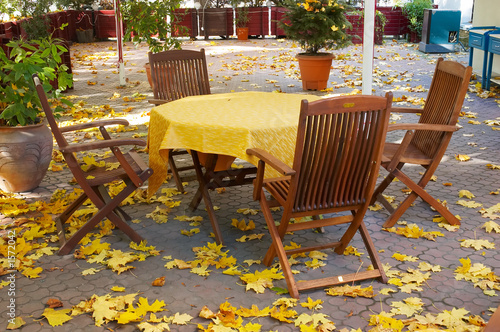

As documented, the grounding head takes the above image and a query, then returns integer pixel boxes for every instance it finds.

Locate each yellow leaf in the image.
[237,304,270,318]
[231,218,256,231]
[486,164,500,170]
[343,245,363,256]
[22,267,43,279]
[81,268,102,275]
[455,154,470,161]
[111,286,126,292]
[482,220,500,233]
[270,305,297,323]
[152,276,165,287]
[239,322,262,332]
[379,288,397,295]
[456,200,483,208]
[300,297,323,310]
[6,317,26,330]
[392,252,418,262]
[240,268,284,293]
[390,297,424,317]
[459,190,475,199]
[325,285,374,298]
[171,312,193,325]
[237,208,259,215]
[199,305,216,319]
[137,322,170,332]
[460,239,495,250]
[42,308,73,326]
[181,228,200,237]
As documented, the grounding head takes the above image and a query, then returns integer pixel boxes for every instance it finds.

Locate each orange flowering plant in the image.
[279,0,352,54]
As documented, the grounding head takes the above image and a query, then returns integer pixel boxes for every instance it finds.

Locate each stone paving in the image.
[1,37,500,331]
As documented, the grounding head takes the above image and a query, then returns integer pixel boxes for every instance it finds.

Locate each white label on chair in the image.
[338,276,343,282]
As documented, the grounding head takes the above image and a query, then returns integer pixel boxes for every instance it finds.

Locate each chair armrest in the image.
[59,119,130,133]
[391,106,423,114]
[388,123,459,133]
[60,138,147,153]
[246,148,295,176]
[148,99,168,106]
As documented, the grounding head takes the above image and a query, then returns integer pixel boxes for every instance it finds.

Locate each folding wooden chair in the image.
[148,49,211,192]
[247,93,392,298]
[371,58,472,228]
[34,74,153,255]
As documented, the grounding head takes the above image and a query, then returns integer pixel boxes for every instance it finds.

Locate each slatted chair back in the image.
[413,58,471,159]
[289,94,392,214]
[35,78,70,150]
[148,49,211,103]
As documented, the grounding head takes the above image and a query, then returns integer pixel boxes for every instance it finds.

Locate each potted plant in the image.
[233,0,250,40]
[397,0,433,43]
[121,0,187,86]
[0,32,73,192]
[279,0,352,90]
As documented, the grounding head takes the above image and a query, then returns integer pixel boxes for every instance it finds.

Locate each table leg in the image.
[190,151,223,244]
[486,51,494,91]
[188,151,258,244]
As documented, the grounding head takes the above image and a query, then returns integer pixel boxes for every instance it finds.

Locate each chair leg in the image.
[358,222,388,283]
[370,163,400,205]
[58,184,143,255]
[260,194,299,298]
[168,154,184,192]
[95,185,131,221]
[384,168,460,228]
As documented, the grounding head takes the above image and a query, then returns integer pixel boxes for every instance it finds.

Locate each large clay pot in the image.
[236,27,249,41]
[296,53,334,91]
[145,62,153,88]
[0,123,53,192]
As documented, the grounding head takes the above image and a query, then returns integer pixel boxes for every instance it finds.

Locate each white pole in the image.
[362,0,375,95]
[114,0,125,86]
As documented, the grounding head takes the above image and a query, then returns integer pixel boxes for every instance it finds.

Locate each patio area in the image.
[1,37,500,331]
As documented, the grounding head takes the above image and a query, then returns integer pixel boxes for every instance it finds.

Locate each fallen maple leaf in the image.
[460,239,495,250]
[42,307,73,326]
[390,297,424,317]
[455,154,470,161]
[46,298,63,308]
[325,285,374,298]
[152,276,165,287]
[482,220,500,233]
[458,190,475,199]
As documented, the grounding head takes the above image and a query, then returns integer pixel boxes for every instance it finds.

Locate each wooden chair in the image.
[247,93,393,298]
[33,74,153,255]
[148,49,211,192]
[371,58,472,228]
[484,304,500,332]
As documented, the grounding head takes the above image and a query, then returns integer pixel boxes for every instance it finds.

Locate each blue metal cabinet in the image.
[468,26,500,89]
[419,9,461,53]
[486,32,500,90]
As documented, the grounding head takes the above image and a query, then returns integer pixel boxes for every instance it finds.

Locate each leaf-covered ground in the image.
[1,38,500,331]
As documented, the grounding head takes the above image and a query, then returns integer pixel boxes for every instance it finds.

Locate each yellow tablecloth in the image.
[147,91,321,195]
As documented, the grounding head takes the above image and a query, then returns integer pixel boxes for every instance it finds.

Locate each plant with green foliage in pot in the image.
[279,0,352,90]
[0,32,73,192]
[121,0,187,86]
[232,0,250,40]
[396,0,433,42]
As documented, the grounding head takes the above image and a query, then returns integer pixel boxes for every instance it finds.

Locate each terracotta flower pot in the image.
[145,62,153,88]
[236,27,249,41]
[296,53,334,91]
[0,123,53,192]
